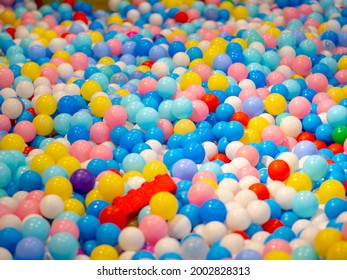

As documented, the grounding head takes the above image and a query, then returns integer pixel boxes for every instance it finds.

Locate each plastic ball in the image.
[48,232,79,260]
[314,228,343,258]
[268,159,290,181]
[0,133,25,152]
[44,175,73,201]
[318,179,345,204]
[15,237,45,260]
[149,191,178,220]
[200,199,227,223]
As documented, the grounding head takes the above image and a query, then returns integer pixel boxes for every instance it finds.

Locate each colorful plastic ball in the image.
[268,159,290,181]
[70,169,95,195]
[15,237,45,260]
[264,94,287,116]
[286,172,312,192]
[142,160,168,182]
[45,175,73,201]
[199,199,227,223]
[149,191,178,220]
[67,125,90,144]
[332,126,347,145]
[48,232,79,260]
[139,214,168,245]
[95,223,120,247]
[302,155,328,181]
[0,227,22,254]
[292,191,319,218]
[171,159,198,181]
[326,241,347,260]
[318,179,346,204]
[135,107,159,130]
[18,170,42,192]
[0,133,25,152]
[97,173,124,204]
[314,228,343,258]
[181,235,209,260]
[188,182,216,207]
[171,97,193,119]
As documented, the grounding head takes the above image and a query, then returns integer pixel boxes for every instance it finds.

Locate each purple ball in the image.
[171,159,198,180]
[70,169,96,194]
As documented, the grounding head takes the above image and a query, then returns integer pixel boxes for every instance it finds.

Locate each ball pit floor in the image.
[1,0,347,260]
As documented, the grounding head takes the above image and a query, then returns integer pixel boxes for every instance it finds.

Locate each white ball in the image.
[74,254,90,260]
[127,176,146,190]
[108,0,121,11]
[274,186,296,210]
[12,191,28,204]
[173,52,190,67]
[202,141,218,160]
[202,221,228,245]
[278,46,296,58]
[1,98,24,119]
[225,96,243,112]
[127,9,140,23]
[226,207,251,231]
[251,231,270,243]
[0,248,12,260]
[193,224,205,236]
[34,77,51,88]
[239,79,256,89]
[218,178,241,195]
[292,219,311,235]
[221,162,238,174]
[40,194,65,219]
[64,83,80,95]
[246,200,271,224]
[239,176,259,190]
[234,189,258,207]
[244,240,264,255]
[290,239,310,251]
[220,233,245,256]
[151,61,169,78]
[259,113,275,125]
[138,2,151,14]
[299,226,319,245]
[118,227,145,251]
[225,141,244,160]
[154,237,181,258]
[215,188,234,204]
[52,83,66,93]
[57,63,74,81]
[149,13,163,26]
[140,149,159,163]
[34,85,52,96]
[276,152,299,173]
[0,88,16,99]
[280,116,302,138]
[168,214,192,240]
[146,140,163,154]
[48,38,67,53]
[232,157,250,169]
[249,41,265,54]
[119,251,136,260]
[310,212,329,227]
[0,214,22,230]
[276,66,292,79]
[267,180,285,198]
[336,211,347,223]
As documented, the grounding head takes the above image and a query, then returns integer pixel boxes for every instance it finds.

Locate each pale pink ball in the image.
[192,64,212,82]
[299,4,313,16]
[174,90,197,101]
[335,70,347,84]
[288,96,311,119]
[138,77,157,96]
[317,99,337,114]
[220,25,234,34]
[262,33,277,49]
[0,204,13,218]
[283,7,300,23]
[192,170,218,184]
[0,68,14,88]
[190,100,209,122]
[291,55,312,76]
[70,52,89,71]
[228,63,248,83]
[304,18,320,28]
[69,140,93,162]
[344,139,347,154]
[263,239,292,255]
[236,166,260,180]
[90,122,111,144]
[14,121,36,142]
[157,119,173,141]
[187,182,217,207]
[261,125,285,146]
[285,136,298,150]
[169,34,187,43]
[0,115,11,131]
[342,222,347,240]
[280,56,294,67]
[42,15,57,29]
[307,73,328,92]
[107,39,122,56]
[235,145,260,167]
[266,71,286,86]
[51,219,80,240]
[64,34,76,44]
[186,9,201,21]
[239,88,259,102]
[104,105,127,128]
[41,66,58,85]
[53,26,66,36]
[312,92,332,104]
[257,88,270,100]
[186,85,206,99]
[15,199,41,220]
[50,57,65,66]
[139,215,168,245]
[89,145,113,160]
[26,190,45,202]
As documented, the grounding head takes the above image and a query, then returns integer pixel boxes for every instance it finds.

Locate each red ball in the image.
[108,168,122,177]
[23,146,34,155]
[297,131,315,142]
[230,112,250,127]
[249,183,270,200]
[328,143,344,154]
[99,205,127,229]
[64,0,75,7]
[174,11,188,23]
[262,218,284,233]
[26,108,37,117]
[313,140,327,150]
[73,11,88,25]
[210,153,230,163]
[268,159,290,181]
[201,94,220,112]
[233,231,249,239]
[5,27,16,39]
[142,60,154,68]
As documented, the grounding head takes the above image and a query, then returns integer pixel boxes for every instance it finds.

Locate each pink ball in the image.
[157,119,173,141]
[288,96,311,119]
[0,204,13,217]
[138,77,157,96]
[317,99,337,114]
[312,92,332,104]
[266,71,286,86]
[342,222,347,240]
[236,166,260,180]
[41,66,58,84]
[104,105,127,128]
[64,34,76,44]
[280,56,294,67]
[192,170,218,184]
[139,215,168,245]
[285,136,298,151]
[142,244,155,253]
[186,9,201,21]
[299,4,313,16]
[335,70,347,84]
[14,121,36,142]
[26,190,45,202]
[70,52,89,71]
[257,88,270,100]
[90,122,111,144]
[174,90,197,101]
[21,11,37,25]
[53,26,66,36]
[192,64,212,82]
[0,115,11,131]
[307,73,328,92]
[107,39,122,56]
[15,199,41,220]
[235,145,260,167]
[304,18,320,28]
[283,7,300,23]
[89,145,113,160]
[50,57,65,66]
[42,15,57,29]
[263,239,292,255]
[69,140,93,162]
[0,68,14,88]
[50,219,80,240]
[239,88,258,102]
[344,139,347,154]
[262,33,277,49]
[291,55,312,76]
[190,100,209,123]
[228,63,248,83]
[186,84,206,99]
[187,182,217,207]
[261,125,285,146]
[220,25,234,34]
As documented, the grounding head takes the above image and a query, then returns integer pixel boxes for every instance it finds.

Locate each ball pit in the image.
[0,0,347,261]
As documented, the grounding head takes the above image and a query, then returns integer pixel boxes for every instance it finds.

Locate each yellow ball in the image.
[180,71,202,90]
[45,176,73,200]
[327,87,346,103]
[43,30,58,41]
[247,116,269,134]
[198,179,218,190]
[189,59,206,69]
[90,96,112,118]
[219,1,234,13]
[89,31,104,44]
[64,198,85,216]
[35,94,57,115]
[0,133,25,152]
[122,171,144,182]
[57,155,81,177]
[52,50,70,62]
[81,80,102,101]
[21,62,41,81]
[90,245,119,260]
[208,73,229,92]
[44,142,69,163]
[174,119,196,135]
[85,189,104,207]
[264,250,292,260]
[98,57,115,66]
[203,47,221,67]
[185,40,199,49]
[240,128,261,144]
[143,160,168,182]
[30,154,55,175]
[264,94,287,115]
[150,191,178,220]
[97,173,125,204]
[338,56,347,70]
[231,38,247,50]
[107,15,123,26]
[286,172,313,192]
[314,228,343,258]
[232,6,249,20]
[116,89,130,97]
[0,10,16,25]
[33,114,54,136]
[326,241,347,260]
[318,179,345,204]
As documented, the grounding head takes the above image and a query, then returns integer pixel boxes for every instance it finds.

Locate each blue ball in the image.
[119,129,144,152]
[272,226,296,242]
[293,140,318,159]
[265,199,282,219]
[112,147,129,163]
[179,204,201,228]
[95,223,120,246]
[86,200,109,217]
[132,250,156,260]
[87,159,108,177]
[15,237,45,260]
[224,121,244,141]
[182,142,205,164]
[236,249,262,260]
[216,103,235,122]
[122,153,146,173]
[48,233,78,260]
[245,223,262,238]
[324,198,347,220]
[280,211,299,228]
[18,170,42,192]
[292,246,319,260]
[67,125,90,143]
[292,191,319,218]
[206,245,231,260]
[303,113,322,133]
[199,199,227,223]
[21,217,50,242]
[77,215,101,241]
[159,252,183,260]
[0,227,22,254]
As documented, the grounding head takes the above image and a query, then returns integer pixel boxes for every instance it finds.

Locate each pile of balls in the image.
[1,0,347,260]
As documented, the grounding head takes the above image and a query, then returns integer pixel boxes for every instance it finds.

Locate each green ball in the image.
[332,125,347,144]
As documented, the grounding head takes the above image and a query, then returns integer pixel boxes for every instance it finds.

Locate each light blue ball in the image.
[171,97,193,119]
[48,233,79,260]
[42,165,69,185]
[122,153,146,173]
[292,191,319,218]
[292,246,319,260]
[136,107,159,130]
[71,110,93,129]
[54,113,72,135]
[158,100,175,121]
[0,162,11,188]
[302,155,328,181]
[21,217,50,242]
[156,76,177,98]
[327,105,347,127]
